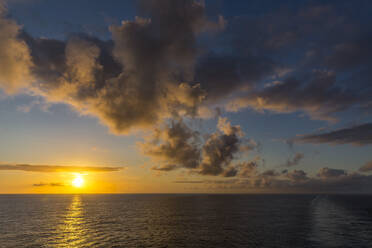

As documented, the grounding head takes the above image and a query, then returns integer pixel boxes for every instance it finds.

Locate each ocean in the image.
[0,194,371,247]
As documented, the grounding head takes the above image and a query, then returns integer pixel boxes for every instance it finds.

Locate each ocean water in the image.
[0,194,371,247]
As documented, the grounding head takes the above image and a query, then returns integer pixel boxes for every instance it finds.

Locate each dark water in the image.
[0,194,372,247]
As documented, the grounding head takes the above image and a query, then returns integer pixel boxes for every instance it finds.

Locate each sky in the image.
[0,0,371,193]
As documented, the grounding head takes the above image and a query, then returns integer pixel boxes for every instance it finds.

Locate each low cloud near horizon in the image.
[0,164,123,173]
[33,182,65,187]
[174,167,372,193]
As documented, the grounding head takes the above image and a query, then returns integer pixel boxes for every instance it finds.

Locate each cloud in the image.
[222,166,238,177]
[0,0,370,136]
[0,1,220,134]
[0,164,123,173]
[221,3,372,121]
[181,168,372,193]
[317,167,347,179]
[284,152,304,167]
[141,120,201,170]
[195,54,275,102]
[295,123,372,146]
[199,118,245,175]
[226,72,359,122]
[237,161,258,177]
[286,170,308,182]
[33,182,65,187]
[0,4,33,93]
[151,164,178,172]
[142,117,256,177]
[0,0,371,191]
[359,160,372,173]
[173,180,204,184]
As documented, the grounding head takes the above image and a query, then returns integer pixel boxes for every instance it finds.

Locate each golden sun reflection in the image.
[55,195,87,246]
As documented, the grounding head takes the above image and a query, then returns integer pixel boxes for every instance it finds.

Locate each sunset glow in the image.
[0,0,370,195]
[1,1,372,247]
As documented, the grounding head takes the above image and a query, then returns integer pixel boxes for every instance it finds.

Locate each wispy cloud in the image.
[283,153,304,167]
[0,164,123,173]
[294,123,372,146]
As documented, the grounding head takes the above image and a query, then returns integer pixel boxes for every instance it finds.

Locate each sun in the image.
[72,175,84,188]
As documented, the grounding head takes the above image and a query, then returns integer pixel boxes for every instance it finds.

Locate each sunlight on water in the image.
[55,195,86,247]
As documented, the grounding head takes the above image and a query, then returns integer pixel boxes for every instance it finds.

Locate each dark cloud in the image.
[171,164,372,193]
[0,0,370,135]
[227,72,360,122]
[0,164,123,173]
[142,120,201,170]
[199,117,245,175]
[324,34,372,96]
[222,2,372,121]
[286,170,308,182]
[195,54,275,102]
[317,167,347,179]
[295,123,372,146]
[237,161,258,178]
[142,117,256,177]
[326,35,372,72]
[151,164,178,172]
[186,168,372,193]
[261,169,279,177]
[359,160,372,173]
[222,166,238,177]
[0,0,219,134]
[284,152,304,167]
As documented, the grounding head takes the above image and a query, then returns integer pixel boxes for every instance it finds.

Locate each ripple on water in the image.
[0,194,372,247]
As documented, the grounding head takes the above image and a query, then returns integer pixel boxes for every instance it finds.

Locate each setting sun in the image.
[72,175,84,188]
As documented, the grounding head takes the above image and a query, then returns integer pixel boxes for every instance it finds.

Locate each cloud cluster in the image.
[0,1,370,133]
[141,120,201,171]
[0,164,123,173]
[0,1,370,132]
[222,3,372,121]
[237,161,259,178]
[199,117,244,175]
[0,0,371,189]
[143,117,258,176]
[0,0,220,134]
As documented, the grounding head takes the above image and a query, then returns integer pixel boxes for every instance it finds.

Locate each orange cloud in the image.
[0,164,123,173]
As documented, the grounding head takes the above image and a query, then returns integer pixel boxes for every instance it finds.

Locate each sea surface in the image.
[0,194,372,247]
